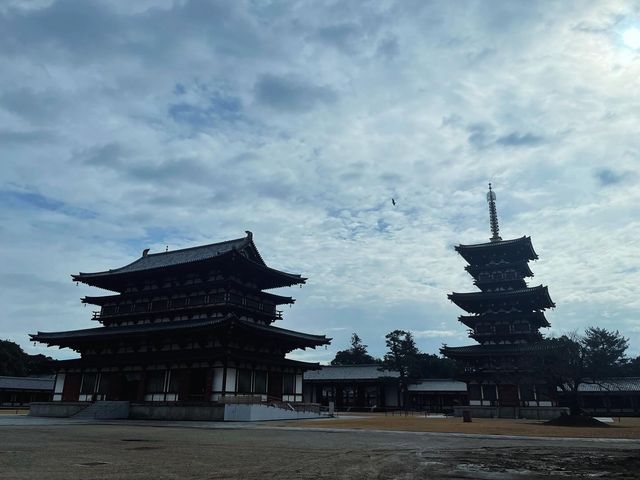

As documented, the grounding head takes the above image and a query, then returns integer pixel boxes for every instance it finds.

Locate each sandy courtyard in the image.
[273,412,640,439]
[1,415,639,479]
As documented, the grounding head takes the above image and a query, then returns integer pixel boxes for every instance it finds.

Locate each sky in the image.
[1,0,640,365]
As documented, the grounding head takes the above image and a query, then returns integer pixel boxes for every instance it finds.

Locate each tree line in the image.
[331,330,463,379]
[0,340,54,376]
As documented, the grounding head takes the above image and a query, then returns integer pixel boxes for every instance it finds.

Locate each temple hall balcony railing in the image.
[93,296,280,321]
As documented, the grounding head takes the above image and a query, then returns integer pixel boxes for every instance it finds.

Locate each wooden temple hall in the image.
[31,231,330,406]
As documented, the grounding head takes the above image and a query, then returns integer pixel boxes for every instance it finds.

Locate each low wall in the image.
[453,406,570,420]
[129,404,225,421]
[223,403,324,422]
[29,402,89,417]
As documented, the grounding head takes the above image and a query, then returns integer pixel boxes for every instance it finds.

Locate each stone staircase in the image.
[72,401,130,420]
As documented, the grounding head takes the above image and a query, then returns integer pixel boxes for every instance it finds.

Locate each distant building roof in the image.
[303,365,400,381]
[0,376,55,391]
[575,378,640,393]
[407,379,467,392]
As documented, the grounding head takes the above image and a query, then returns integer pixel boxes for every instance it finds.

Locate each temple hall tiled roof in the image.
[72,231,306,291]
[74,234,256,278]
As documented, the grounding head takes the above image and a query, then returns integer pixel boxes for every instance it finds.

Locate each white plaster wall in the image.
[212,368,223,392]
[225,368,237,393]
[53,373,65,402]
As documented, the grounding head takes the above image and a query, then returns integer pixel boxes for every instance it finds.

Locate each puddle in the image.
[75,461,109,467]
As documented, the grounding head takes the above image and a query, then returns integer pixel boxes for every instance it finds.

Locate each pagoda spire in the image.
[487,183,502,242]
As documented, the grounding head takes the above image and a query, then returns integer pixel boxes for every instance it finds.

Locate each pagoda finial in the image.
[487,183,502,242]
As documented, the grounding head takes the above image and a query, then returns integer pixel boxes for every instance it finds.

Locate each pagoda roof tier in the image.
[465,260,534,279]
[469,331,543,343]
[82,288,294,307]
[474,278,527,292]
[448,285,555,314]
[459,312,550,329]
[455,236,538,265]
[72,232,306,292]
[441,342,554,359]
[30,315,330,350]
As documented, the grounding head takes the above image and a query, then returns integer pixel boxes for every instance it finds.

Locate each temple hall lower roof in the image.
[30,314,330,349]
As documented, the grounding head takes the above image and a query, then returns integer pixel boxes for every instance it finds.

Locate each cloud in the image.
[254,74,338,113]
[495,132,545,147]
[594,168,632,186]
[0,1,639,362]
[0,188,97,219]
[412,329,461,339]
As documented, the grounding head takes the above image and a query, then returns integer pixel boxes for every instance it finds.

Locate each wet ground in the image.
[0,417,638,479]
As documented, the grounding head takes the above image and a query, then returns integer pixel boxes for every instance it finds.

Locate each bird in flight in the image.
[391,198,396,206]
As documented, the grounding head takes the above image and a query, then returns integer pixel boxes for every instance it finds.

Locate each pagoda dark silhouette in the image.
[441,185,562,418]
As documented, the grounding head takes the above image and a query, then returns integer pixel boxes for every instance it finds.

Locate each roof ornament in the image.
[142,248,150,257]
[487,183,502,242]
[245,230,253,240]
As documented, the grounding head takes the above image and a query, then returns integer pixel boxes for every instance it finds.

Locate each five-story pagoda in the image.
[441,185,557,416]
[31,231,329,409]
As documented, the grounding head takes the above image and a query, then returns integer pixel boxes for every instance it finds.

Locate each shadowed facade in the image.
[441,185,559,417]
[31,231,330,405]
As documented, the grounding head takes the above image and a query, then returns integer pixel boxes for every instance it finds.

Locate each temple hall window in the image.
[254,371,267,394]
[282,374,295,395]
[237,369,252,394]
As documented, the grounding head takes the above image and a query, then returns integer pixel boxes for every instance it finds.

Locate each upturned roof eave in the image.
[30,315,329,349]
[455,236,539,262]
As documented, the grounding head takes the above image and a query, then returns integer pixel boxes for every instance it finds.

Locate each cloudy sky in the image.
[2,0,640,364]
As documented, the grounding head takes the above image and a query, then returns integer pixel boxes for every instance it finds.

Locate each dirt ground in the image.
[273,413,640,439]
[0,419,639,479]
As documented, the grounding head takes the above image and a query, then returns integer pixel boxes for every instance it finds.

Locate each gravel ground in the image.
[1,418,639,479]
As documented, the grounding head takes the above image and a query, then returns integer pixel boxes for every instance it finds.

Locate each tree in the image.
[0,340,54,376]
[581,327,629,378]
[383,330,419,378]
[622,355,640,376]
[539,327,630,414]
[331,333,378,366]
[413,353,463,379]
[0,340,28,376]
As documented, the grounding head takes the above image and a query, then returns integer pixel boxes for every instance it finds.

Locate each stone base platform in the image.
[28,401,325,422]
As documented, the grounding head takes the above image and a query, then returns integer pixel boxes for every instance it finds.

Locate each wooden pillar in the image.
[178,370,190,401]
[137,371,147,402]
[204,368,214,401]
[221,362,228,397]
